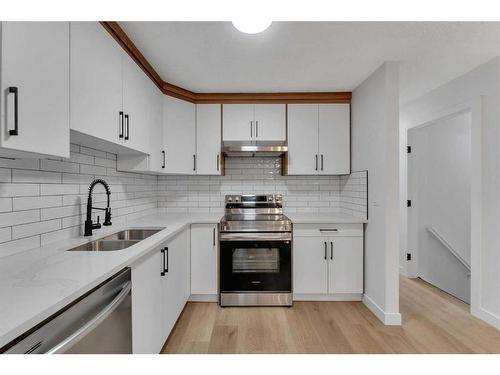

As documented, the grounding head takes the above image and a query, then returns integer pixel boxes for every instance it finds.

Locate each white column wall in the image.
[352,62,401,325]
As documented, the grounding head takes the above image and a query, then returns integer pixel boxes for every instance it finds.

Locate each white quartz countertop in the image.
[0,210,366,348]
[287,213,367,224]
[0,212,221,348]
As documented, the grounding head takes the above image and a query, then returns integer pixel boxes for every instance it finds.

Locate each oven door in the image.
[219,232,292,292]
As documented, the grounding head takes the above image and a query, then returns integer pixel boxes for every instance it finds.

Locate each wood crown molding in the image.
[100,22,351,104]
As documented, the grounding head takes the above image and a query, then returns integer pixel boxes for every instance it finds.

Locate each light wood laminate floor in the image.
[161,277,500,353]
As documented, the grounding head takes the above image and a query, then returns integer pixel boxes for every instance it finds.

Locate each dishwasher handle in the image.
[46,281,132,354]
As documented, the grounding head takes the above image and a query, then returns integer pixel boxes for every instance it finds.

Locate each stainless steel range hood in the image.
[222,141,288,157]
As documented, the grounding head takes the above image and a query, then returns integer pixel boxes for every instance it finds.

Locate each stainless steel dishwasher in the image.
[1,268,132,354]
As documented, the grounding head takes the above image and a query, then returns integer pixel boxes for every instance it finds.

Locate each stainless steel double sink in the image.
[67,228,165,252]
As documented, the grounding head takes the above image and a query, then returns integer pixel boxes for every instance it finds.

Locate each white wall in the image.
[351,62,401,325]
[400,57,500,329]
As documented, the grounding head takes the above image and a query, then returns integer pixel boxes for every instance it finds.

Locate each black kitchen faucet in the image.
[84,179,112,236]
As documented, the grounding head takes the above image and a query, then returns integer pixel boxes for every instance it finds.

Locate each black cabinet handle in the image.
[161,248,166,276]
[119,111,124,139]
[250,121,253,138]
[330,241,333,260]
[165,247,169,273]
[193,154,196,171]
[124,114,129,140]
[162,150,166,169]
[321,154,324,171]
[8,87,19,136]
[315,155,318,171]
[324,241,327,260]
[216,154,220,172]
[213,227,216,246]
[256,120,259,138]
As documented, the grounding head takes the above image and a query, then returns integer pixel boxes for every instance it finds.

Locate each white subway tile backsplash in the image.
[0,227,12,243]
[40,184,80,196]
[0,198,13,213]
[0,183,40,197]
[12,196,62,211]
[12,169,62,184]
[158,157,367,219]
[0,158,39,170]
[0,143,158,258]
[12,219,61,240]
[41,159,80,174]
[0,210,40,228]
[0,148,366,258]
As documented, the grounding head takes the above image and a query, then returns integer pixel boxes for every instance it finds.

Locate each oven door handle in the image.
[219,232,292,241]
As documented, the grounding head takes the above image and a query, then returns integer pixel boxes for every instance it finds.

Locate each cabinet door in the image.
[287,104,319,175]
[196,104,221,175]
[328,237,363,294]
[70,22,123,146]
[149,88,164,173]
[318,104,350,175]
[132,249,164,353]
[191,224,218,295]
[0,22,69,158]
[254,104,286,141]
[222,104,254,141]
[163,96,196,174]
[293,236,328,294]
[162,230,190,337]
[122,54,151,153]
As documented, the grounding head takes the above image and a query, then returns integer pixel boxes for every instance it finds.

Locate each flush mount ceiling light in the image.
[232,20,272,34]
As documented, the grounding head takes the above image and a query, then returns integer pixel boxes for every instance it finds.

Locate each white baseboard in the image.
[293,293,362,301]
[189,294,217,302]
[472,306,500,330]
[362,293,402,326]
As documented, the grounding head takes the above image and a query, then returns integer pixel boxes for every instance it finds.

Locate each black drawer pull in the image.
[8,87,19,136]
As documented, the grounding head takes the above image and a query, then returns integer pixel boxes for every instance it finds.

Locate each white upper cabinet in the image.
[163,96,196,174]
[122,55,152,154]
[0,22,70,158]
[70,22,123,147]
[287,103,350,175]
[196,104,222,175]
[254,104,286,141]
[318,104,350,175]
[287,104,319,175]
[148,89,165,173]
[223,104,285,142]
[222,104,254,141]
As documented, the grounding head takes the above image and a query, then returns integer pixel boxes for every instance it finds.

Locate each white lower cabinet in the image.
[190,224,218,298]
[131,229,190,354]
[131,245,164,354]
[162,229,190,337]
[293,223,363,300]
[293,237,328,294]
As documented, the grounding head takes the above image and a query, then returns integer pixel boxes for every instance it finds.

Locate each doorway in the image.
[407,110,471,303]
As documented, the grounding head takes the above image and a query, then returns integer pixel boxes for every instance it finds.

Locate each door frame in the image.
[405,97,482,316]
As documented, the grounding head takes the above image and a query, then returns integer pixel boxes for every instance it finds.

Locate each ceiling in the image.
[120,22,500,104]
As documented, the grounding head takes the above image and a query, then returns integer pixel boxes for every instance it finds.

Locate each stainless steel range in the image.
[219,194,292,307]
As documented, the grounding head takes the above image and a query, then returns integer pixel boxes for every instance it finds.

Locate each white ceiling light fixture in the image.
[232,20,272,34]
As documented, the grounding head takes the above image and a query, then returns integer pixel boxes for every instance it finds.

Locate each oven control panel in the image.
[225,194,283,204]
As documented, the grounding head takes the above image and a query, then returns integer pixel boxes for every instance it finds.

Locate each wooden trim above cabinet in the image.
[100,21,351,104]
[195,92,351,104]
